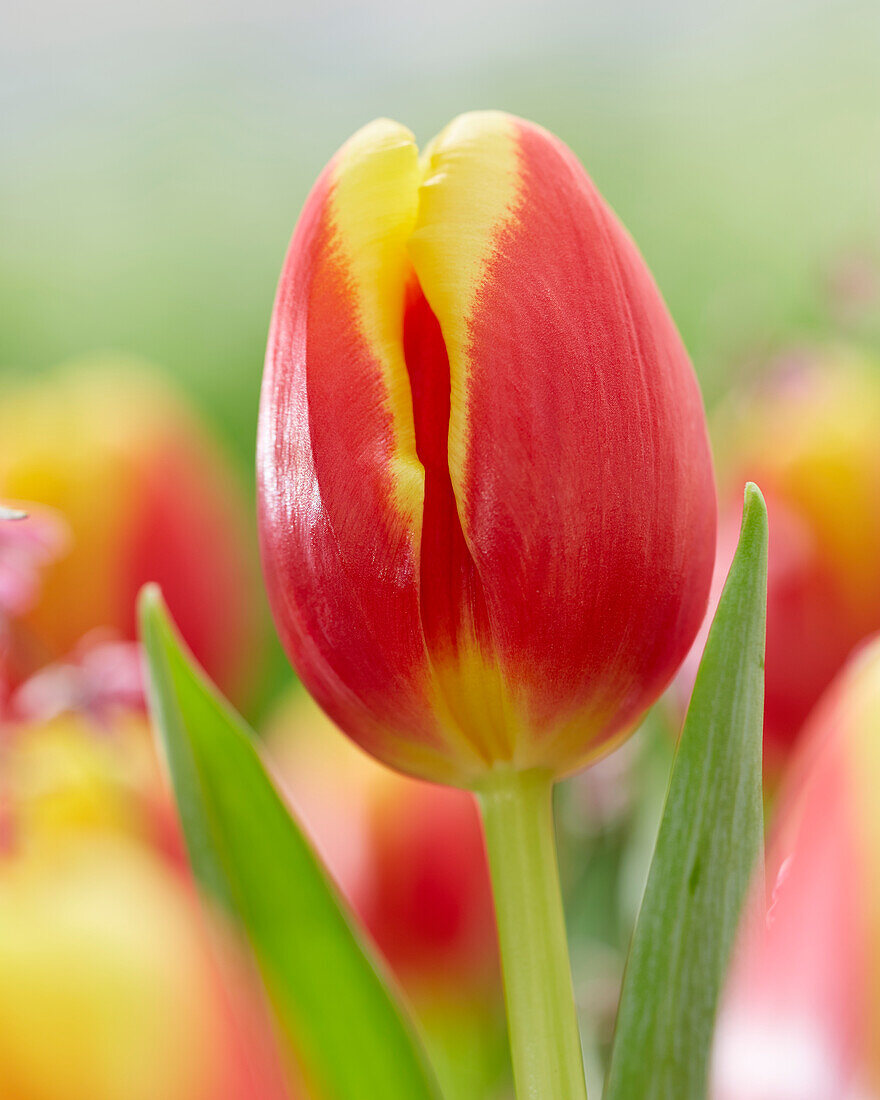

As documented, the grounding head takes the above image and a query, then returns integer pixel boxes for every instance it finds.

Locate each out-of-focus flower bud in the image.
[712,634,880,1100]
[264,689,498,992]
[711,347,880,766]
[0,359,261,701]
[258,112,716,786]
[0,838,290,1100]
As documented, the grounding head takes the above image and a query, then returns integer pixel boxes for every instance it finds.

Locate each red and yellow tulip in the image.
[258,111,716,786]
[712,346,880,764]
[712,633,880,1100]
[0,359,261,701]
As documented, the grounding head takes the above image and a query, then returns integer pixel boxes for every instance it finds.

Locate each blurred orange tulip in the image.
[708,346,880,768]
[0,358,261,702]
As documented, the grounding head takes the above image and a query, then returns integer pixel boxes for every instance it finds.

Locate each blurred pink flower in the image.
[10,633,144,724]
[0,507,68,622]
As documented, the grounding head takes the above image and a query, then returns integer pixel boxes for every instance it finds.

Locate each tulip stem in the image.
[477,769,587,1100]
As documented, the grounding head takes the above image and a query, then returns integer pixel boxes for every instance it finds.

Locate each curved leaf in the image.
[139,585,444,1100]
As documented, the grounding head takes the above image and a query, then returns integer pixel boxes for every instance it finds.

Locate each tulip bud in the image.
[0,358,260,701]
[258,112,716,786]
[712,634,880,1100]
[712,346,880,764]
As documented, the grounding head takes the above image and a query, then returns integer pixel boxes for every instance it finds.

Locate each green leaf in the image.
[138,585,444,1100]
[604,482,768,1100]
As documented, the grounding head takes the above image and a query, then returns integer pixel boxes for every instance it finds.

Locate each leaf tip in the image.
[740,481,768,548]
[742,480,765,513]
[137,582,165,628]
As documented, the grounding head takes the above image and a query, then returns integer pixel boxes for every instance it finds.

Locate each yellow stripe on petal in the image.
[407,111,521,490]
[330,119,424,517]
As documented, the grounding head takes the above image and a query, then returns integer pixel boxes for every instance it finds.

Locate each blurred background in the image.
[4,0,879,468]
[2,1,879,1098]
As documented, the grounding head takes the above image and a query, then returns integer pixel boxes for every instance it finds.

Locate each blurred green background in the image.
[3,0,879,710]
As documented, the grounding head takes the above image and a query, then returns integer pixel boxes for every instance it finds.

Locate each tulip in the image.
[0,358,260,701]
[711,346,880,766]
[258,111,716,787]
[711,634,880,1100]
[258,111,716,1099]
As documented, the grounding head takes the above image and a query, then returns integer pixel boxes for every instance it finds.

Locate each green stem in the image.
[477,769,588,1100]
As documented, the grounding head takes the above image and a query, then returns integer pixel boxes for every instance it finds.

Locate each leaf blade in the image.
[139,585,444,1100]
[604,482,768,1100]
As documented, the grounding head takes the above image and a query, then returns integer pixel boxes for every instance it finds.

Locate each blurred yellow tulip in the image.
[0,838,219,1100]
[0,711,292,1100]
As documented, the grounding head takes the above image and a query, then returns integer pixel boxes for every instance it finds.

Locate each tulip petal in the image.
[328,120,425,514]
[409,111,716,771]
[260,120,482,781]
[404,282,518,764]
